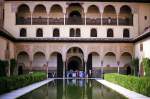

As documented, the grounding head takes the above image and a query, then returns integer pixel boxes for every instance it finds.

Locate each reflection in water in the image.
[18,79,126,99]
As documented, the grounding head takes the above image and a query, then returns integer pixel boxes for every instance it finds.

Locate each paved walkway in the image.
[0,79,53,99]
[96,79,150,99]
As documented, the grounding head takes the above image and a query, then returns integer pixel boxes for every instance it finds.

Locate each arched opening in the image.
[16,4,31,24]
[66,47,84,77]
[87,52,100,77]
[104,52,116,67]
[53,28,60,37]
[20,28,27,37]
[36,28,43,37]
[119,5,133,25]
[66,3,84,25]
[49,4,64,25]
[68,56,82,71]
[49,52,63,77]
[90,28,97,37]
[87,5,101,25]
[120,52,132,67]
[103,5,117,25]
[17,51,30,70]
[33,5,47,25]
[68,11,82,25]
[33,52,46,68]
[123,29,130,38]
[107,28,114,37]
[76,28,81,37]
[70,28,75,37]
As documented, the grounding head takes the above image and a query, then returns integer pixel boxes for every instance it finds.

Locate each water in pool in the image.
[18,79,127,99]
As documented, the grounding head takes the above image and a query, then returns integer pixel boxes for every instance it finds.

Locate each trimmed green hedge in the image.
[0,72,47,95]
[104,73,150,97]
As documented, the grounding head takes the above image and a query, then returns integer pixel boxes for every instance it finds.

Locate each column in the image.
[117,13,119,25]
[47,61,49,78]
[101,61,104,79]
[29,60,32,72]
[64,13,66,25]
[63,61,66,78]
[84,13,86,25]
[117,61,120,74]
[47,14,49,25]
[31,13,33,25]
[101,14,103,25]
[84,61,87,77]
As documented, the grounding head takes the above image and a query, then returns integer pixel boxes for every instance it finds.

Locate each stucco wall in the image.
[0,37,15,60]
[135,37,150,64]
[4,1,141,38]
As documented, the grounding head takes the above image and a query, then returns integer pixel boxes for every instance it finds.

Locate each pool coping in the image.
[0,78,54,99]
[96,79,150,99]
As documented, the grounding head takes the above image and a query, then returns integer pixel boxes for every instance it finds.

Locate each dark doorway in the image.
[18,66,23,75]
[87,54,92,77]
[68,11,82,25]
[127,66,131,75]
[57,54,63,77]
[68,56,82,71]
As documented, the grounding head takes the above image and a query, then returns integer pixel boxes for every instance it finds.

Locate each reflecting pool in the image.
[18,79,127,99]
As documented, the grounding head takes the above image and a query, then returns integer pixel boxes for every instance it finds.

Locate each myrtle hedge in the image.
[0,72,47,95]
[104,73,150,97]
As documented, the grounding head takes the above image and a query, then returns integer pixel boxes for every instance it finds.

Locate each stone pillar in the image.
[30,4,34,25]
[29,60,32,72]
[117,13,119,25]
[63,61,66,78]
[100,9,103,25]
[84,61,87,77]
[84,13,86,25]
[64,13,66,25]
[30,13,32,25]
[117,61,120,74]
[116,7,120,26]
[47,13,49,25]
[101,61,104,79]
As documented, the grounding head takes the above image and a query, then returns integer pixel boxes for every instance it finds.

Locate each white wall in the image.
[32,53,46,67]
[135,37,150,64]
[103,55,116,67]
[92,55,100,67]
[48,55,57,68]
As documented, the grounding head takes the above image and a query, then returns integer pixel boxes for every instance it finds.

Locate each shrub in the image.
[131,58,139,76]
[104,73,150,97]
[142,58,150,77]
[0,72,47,95]
[0,60,8,77]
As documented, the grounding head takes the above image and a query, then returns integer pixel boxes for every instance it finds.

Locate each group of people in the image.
[66,70,87,78]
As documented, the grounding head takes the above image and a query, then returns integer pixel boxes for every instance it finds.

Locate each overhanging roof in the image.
[5,0,150,3]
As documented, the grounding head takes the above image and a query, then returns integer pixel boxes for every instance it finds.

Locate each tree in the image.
[131,58,139,76]
[142,58,150,77]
